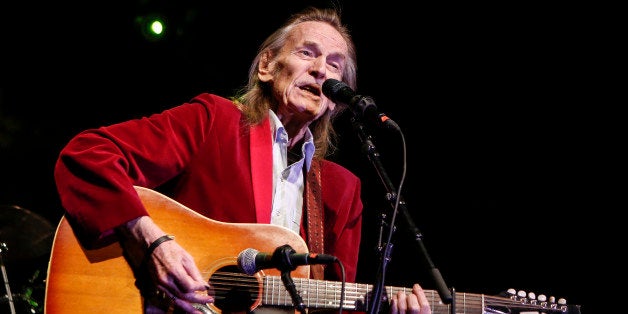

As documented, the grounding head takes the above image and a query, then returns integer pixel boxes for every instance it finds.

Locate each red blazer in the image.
[54,93,363,282]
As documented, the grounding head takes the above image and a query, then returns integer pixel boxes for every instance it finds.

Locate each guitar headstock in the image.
[491,288,582,314]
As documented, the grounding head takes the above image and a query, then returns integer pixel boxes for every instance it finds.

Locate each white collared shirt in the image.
[268,110,315,234]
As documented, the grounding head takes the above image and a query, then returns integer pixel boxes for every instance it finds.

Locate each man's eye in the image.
[296,50,313,58]
[327,64,341,73]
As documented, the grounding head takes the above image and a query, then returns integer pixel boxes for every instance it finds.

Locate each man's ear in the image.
[258,50,273,82]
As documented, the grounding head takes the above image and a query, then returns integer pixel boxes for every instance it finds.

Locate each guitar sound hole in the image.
[209,265,258,312]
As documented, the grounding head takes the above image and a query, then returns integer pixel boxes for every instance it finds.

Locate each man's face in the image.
[259,21,348,123]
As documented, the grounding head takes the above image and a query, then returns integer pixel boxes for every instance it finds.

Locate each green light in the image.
[149,20,164,36]
[136,14,167,41]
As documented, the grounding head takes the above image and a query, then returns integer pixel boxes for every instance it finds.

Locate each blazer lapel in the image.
[249,118,273,224]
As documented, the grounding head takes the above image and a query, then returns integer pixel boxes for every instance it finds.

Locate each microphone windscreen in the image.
[237,248,259,275]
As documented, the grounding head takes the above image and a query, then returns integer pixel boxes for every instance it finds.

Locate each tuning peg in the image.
[506,290,570,312]
[545,296,569,312]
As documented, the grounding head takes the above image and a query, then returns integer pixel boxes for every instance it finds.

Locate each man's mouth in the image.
[300,84,321,96]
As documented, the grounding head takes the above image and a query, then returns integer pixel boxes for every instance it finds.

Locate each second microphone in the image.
[237,245,338,275]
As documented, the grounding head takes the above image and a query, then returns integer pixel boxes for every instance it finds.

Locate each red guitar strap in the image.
[305,159,325,280]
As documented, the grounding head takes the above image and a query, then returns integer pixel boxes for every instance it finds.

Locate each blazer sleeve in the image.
[54,93,225,248]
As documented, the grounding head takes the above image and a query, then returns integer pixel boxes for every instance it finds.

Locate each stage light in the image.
[149,20,164,36]
[136,13,167,42]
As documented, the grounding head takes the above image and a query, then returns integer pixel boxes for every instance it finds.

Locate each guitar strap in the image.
[305,158,325,280]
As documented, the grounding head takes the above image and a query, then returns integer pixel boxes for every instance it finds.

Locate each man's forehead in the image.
[289,21,348,53]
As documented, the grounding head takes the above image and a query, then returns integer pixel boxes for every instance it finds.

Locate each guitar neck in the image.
[261,276,577,314]
[262,276,463,313]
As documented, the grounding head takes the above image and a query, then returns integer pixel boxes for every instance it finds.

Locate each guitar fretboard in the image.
[263,276,467,313]
[260,275,572,314]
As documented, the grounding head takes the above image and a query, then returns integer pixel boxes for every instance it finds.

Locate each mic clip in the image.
[274,244,306,313]
[272,244,299,272]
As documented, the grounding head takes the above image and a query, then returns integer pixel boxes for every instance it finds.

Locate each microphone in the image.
[322,78,399,130]
[237,246,337,275]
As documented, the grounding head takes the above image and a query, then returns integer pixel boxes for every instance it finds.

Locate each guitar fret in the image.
[299,278,308,306]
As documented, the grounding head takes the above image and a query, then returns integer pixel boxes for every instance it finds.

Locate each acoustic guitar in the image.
[45,186,581,314]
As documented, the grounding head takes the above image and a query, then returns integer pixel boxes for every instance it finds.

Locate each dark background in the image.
[0,0,613,312]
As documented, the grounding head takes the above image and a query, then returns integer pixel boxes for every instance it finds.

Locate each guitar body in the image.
[45,186,309,314]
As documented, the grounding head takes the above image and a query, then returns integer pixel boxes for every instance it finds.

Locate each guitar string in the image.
[201,271,567,313]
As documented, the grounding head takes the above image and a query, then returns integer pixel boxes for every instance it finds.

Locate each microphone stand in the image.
[0,242,17,314]
[272,244,306,314]
[349,117,453,314]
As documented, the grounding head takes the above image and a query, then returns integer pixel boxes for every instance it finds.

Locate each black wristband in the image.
[143,234,175,265]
